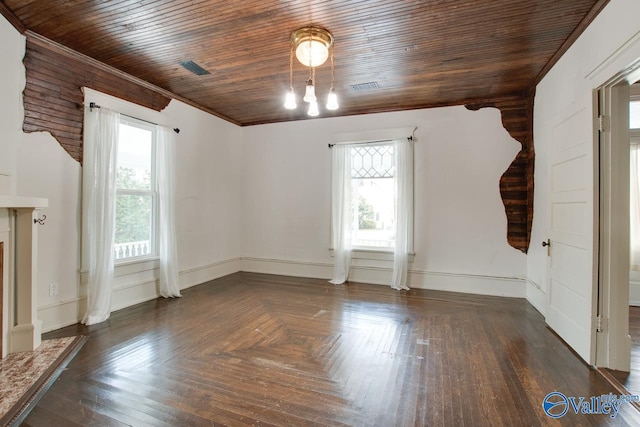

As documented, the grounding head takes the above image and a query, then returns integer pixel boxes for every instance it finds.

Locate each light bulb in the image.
[308,100,319,116]
[295,40,329,67]
[303,79,317,103]
[284,89,297,109]
[326,88,339,110]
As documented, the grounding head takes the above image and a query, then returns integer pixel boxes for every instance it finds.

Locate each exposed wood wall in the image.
[466,92,535,253]
[23,35,171,163]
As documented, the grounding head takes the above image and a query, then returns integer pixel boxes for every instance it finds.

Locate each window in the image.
[351,144,397,249]
[114,118,157,261]
[331,139,414,254]
[631,100,640,129]
[330,134,414,288]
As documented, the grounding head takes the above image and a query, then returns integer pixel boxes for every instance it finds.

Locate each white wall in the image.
[0,15,245,330]
[16,132,82,311]
[531,0,640,359]
[242,107,527,296]
[13,92,243,331]
[164,100,243,280]
[0,15,24,196]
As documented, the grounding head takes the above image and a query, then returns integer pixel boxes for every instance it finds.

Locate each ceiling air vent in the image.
[351,82,380,91]
[180,60,211,76]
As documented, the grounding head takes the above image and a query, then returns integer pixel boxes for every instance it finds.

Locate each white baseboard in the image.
[409,269,525,298]
[241,257,333,280]
[39,297,86,333]
[180,258,241,290]
[38,257,241,333]
[526,279,546,315]
[240,257,526,298]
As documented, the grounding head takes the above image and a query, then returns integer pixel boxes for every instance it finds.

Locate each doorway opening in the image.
[596,60,640,382]
[604,82,640,393]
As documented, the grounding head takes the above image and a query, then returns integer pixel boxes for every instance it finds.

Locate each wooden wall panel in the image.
[466,92,535,253]
[22,36,171,163]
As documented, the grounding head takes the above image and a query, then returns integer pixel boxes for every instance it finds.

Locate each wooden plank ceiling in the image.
[3,0,604,126]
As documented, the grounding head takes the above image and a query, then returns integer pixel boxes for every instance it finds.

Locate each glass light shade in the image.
[296,40,329,67]
[308,100,319,116]
[284,89,297,109]
[326,89,339,110]
[303,80,317,103]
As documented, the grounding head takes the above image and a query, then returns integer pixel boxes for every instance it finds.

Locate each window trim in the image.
[114,117,159,264]
[329,131,415,257]
[351,144,399,250]
[82,88,171,274]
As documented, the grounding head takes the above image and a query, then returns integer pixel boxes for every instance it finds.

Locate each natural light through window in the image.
[351,144,396,249]
[631,100,640,129]
[115,120,156,261]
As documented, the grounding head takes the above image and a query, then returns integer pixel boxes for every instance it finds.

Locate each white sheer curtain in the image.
[156,126,182,297]
[82,107,119,325]
[391,138,413,290]
[330,144,353,284]
[631,144,640,270]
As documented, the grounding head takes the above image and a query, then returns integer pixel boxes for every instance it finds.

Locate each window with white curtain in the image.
[81,90,181,325]
[114,118,158,262]
[350,143,400,250]
[330,134,414,289]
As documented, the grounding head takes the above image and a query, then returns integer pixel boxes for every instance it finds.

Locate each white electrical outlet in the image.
[49,283,58,297]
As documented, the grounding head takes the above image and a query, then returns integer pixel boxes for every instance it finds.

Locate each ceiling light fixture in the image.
[284,26,338,116]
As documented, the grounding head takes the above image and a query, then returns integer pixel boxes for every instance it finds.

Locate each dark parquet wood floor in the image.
[21,273,640,426]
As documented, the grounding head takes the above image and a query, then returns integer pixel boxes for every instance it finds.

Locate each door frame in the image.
[595,64,640,369]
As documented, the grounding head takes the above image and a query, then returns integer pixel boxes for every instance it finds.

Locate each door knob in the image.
[542,239,550,247]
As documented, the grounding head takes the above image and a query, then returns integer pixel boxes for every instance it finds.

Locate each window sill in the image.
[329,248,415,262]
[115,255,158,267]
[81,257,159,282]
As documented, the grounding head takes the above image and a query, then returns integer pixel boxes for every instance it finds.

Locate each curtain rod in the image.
[88,102,180,134]
[327,136,412,148]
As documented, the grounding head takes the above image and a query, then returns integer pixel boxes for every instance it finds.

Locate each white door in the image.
[546,106,596,364]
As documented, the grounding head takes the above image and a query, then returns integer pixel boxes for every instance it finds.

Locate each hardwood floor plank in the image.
[24,272,640,426]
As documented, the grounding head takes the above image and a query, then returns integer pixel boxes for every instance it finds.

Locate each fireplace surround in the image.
[0,196,47,358]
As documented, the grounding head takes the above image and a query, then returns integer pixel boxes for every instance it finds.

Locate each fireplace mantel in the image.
[0,196,48,358]
[0,196,48,209]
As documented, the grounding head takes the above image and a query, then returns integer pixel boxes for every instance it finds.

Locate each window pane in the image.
[117,123,152,190]
[631,101,640,129]
[351,145,394,178]
[115,194,153,260]
[352,178,395,248]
